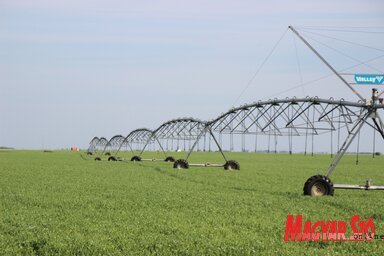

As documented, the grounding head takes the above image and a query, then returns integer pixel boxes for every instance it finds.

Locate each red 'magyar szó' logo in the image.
[284,214,376,242]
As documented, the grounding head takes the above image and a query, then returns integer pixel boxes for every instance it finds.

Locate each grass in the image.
[0,150,384,255]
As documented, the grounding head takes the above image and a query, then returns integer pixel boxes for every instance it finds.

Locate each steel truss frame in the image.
[91,137,109,159]
[179,26,384,189]
[130,118,240,169]
[114,128,153,161]
[87,137,99,155]
[95,135,126,160]
[288,25,384,195]
[92,129,153,161]
[86,25,384,195]
[210,97,367,136]
[325,94,384,191]
[132,118,209,163]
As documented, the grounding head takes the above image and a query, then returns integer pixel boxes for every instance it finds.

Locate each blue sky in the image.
[1,0,384,150]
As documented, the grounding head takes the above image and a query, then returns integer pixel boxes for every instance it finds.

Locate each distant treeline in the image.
[0,146,14,150]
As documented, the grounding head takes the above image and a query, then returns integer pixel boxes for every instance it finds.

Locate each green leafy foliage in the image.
[0,151,383,255]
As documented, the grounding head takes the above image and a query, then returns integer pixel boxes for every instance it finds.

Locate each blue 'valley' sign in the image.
[354,74,384,85]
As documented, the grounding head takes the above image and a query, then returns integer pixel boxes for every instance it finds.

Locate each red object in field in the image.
[71,147,80,151]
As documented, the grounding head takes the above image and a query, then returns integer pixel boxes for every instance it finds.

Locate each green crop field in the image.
[1,150,384,255]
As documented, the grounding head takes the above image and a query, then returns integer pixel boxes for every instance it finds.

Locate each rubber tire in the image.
[87,152,93,155]
[224,160,240,170]
[164,156,175,162]
[303,175,334,196]
[173,159,189,169]
[105,152,111,156]
[108,156,117,161]
[131,156,142,162]
[95,157,101,161]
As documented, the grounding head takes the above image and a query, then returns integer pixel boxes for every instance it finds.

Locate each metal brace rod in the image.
[114,139,126,156]
[232,107,259,131]
[220,109,246,132]
[185,127,228,162]
[372,115,384,139]
[334,183,384,190]
[244,104,273,132]
[261,104,290,131]
[261,106,282,133]
[185,127,208,160]
[208,129,228,162]
[316,103,336,128]
[284,103,312,127]
[155,137,168,157]
[326,111,369,177]
[139,135,154,156]
[281,104,301,135]
[126,141,134,154]
[289,26,365,101]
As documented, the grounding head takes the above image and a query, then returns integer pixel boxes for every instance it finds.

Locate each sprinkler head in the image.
[372,88,378,98]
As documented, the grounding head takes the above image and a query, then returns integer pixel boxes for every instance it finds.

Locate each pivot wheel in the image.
[303,175,334,196]
[173,159,189,169]
[108,156,117,161]
[95,157,101,161]
[164,156,175,162]
[224,160,240,170]
[105,152,111,156]
[131,156,142,162]
[87,152,93,156]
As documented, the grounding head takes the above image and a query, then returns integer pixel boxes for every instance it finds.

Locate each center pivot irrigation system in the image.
[288,26,384,195]
[122,118,240,170]
[87,137,99,155]
[86,26,384,196]
[303,91,384,195]
[94,134,126,161]
[87,137,108,157]
[93,128,154,161]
